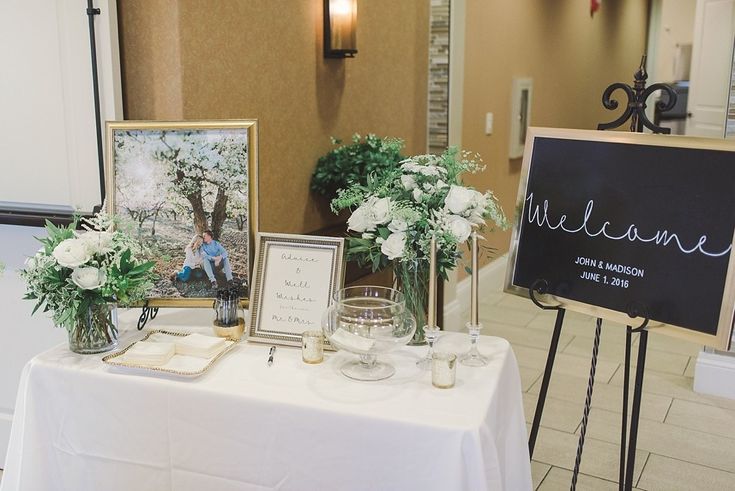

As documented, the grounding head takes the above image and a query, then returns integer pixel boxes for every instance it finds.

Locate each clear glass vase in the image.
[394,262,429,345]
[68,303,119,354]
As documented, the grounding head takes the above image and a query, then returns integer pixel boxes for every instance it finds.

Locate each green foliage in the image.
[311,133,404,200]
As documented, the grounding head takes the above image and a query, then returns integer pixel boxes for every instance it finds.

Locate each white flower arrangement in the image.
[21,210,157,332]
[331,148,507,335]
[331,148,508,278]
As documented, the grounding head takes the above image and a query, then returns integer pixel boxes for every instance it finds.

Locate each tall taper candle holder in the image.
[416,325,441,370]
[460,231,487,366]
[417,236,441,370]
[460,321,487,366]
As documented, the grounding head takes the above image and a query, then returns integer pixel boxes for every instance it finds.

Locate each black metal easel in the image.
[526,55,676,491]
[526,280,566,457]
[137,301,160,330]
[86,0,106,212]
[618,304,651,490]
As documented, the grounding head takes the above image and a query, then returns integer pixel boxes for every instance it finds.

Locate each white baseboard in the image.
[0,410,11,469]
[443,255,507,332]
[693,350,735,400]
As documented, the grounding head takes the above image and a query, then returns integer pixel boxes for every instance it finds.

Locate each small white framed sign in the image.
[248,233,345,346]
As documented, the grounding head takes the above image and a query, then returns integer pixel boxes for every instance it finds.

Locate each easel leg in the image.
[619,327,632,490]
[624,329,648,490]
[528,308,566,458]
[571,317,603,491]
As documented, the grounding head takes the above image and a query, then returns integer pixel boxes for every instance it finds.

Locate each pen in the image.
[267,345,276,366]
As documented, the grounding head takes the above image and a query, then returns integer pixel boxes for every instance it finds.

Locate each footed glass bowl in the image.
[322,286,416,381]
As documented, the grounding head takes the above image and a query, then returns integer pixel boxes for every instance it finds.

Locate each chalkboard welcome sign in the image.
[505,128,735,349]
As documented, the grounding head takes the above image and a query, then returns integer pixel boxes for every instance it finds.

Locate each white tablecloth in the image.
[1,323,531,491]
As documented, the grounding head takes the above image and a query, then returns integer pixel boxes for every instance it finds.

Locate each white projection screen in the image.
[0,0,122,217]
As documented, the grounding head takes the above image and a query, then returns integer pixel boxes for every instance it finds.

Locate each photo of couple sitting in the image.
[172,230,233,289]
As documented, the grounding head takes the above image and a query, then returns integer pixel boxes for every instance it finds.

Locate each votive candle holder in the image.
[432,352,457,389]
[302,330,324,364]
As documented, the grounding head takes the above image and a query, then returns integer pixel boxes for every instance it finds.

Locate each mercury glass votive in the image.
[302,330,324,364]
[432,352,457,389]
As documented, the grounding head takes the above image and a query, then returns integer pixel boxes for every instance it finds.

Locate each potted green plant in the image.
[311,133,404,201]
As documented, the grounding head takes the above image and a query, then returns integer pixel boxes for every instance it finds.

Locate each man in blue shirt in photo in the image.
[201,230,233,289]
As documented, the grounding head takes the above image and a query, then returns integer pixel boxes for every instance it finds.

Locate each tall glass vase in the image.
[394,262,429,345]
[68,303,119,354]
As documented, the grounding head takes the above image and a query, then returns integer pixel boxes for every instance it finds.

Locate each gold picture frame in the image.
[248,233,345,347]
[505,127,735,349]
[105,120,258,308]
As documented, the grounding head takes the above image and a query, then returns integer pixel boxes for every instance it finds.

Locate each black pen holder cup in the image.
[213,290,240,327]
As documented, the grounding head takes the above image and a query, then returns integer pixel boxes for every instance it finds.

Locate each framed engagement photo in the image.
[248,233,345,346]
[105,120,258,307]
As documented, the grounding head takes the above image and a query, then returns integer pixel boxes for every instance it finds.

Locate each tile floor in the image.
[472,265,735,490]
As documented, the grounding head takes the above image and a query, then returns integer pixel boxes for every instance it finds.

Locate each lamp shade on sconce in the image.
[324,0,357,58]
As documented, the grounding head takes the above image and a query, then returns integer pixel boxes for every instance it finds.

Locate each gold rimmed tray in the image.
[102,330,236,377]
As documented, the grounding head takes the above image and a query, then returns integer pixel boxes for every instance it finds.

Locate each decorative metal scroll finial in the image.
[137,303,159,330]
[597,55,678,134]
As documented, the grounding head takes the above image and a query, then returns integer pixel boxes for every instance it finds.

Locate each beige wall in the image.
[460,0,650,273]
[118,0,429,235]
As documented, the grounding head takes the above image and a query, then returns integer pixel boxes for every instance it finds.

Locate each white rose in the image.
[71,266,107,290]
[388,218,408,233]
[348,197,392,232]
[412,188,424,202]
[347,205,373,233]
[445,185,476,215]
[436,179,448,189]
[380,232,406,260]
[77,231,114,254]
[446,215,473,243]
[52,238,91,268]
[400,160,420,173]
[400,174,417,191]
[417,165,441,176]
[370,197,392,225]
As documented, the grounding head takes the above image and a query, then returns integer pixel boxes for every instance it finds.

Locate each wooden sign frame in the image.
[505,127,735,349]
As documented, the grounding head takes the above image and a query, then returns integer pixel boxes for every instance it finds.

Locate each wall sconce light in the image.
[324,0,357,58]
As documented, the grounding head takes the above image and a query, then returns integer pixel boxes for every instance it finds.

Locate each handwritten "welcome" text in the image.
[525,193,732,258]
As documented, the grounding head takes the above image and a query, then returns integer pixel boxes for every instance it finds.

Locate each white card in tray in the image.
[103,330,236,377]
[124,340,175,366]
[175,333,227,358]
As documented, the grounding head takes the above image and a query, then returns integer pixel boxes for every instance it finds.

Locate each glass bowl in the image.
[322,286,416,381]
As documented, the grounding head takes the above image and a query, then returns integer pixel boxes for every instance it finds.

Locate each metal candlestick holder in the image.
[460,321,487,367]
[416,325,441,370]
